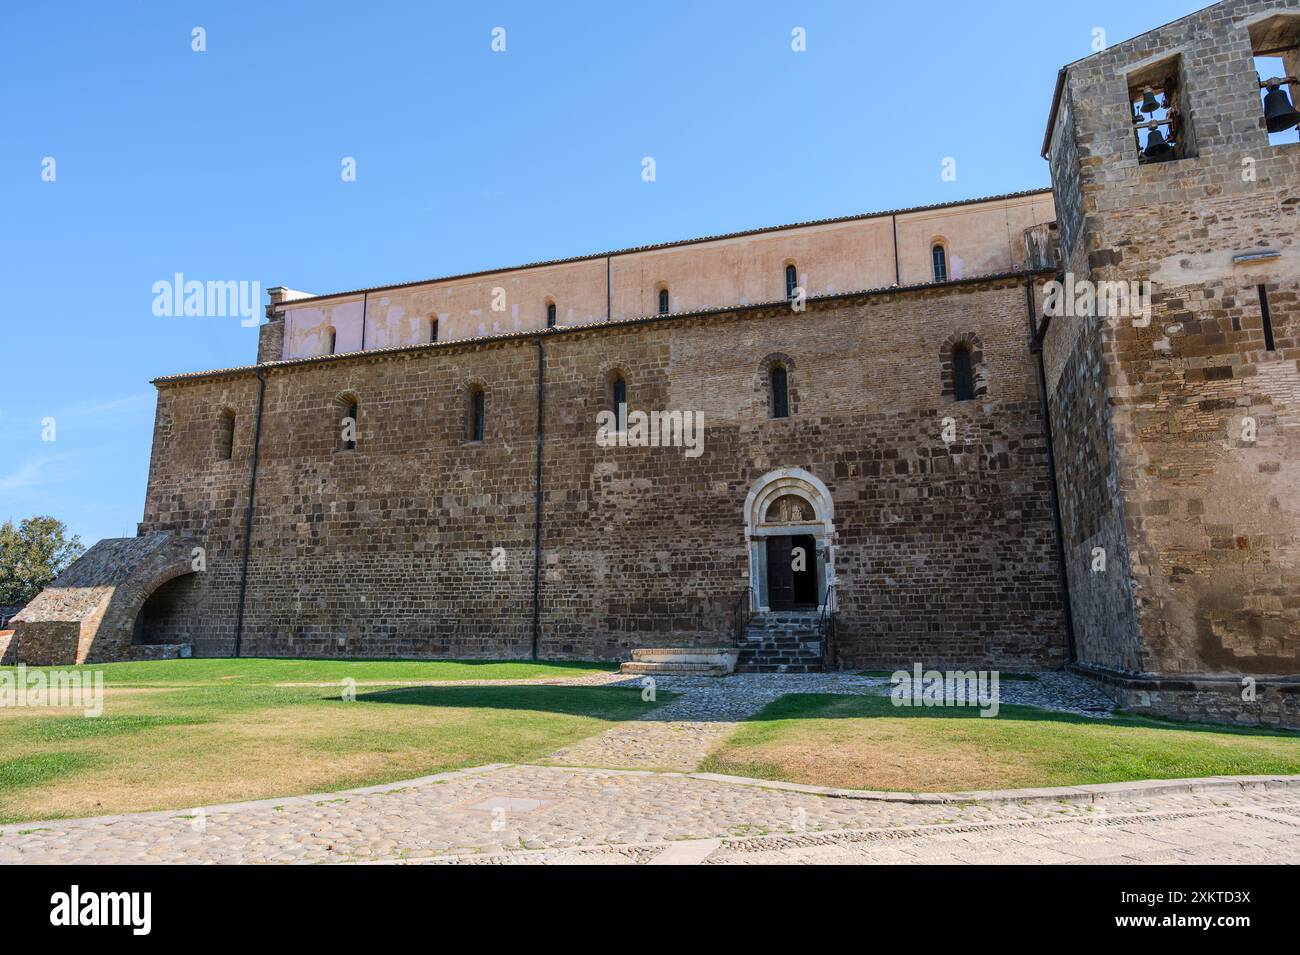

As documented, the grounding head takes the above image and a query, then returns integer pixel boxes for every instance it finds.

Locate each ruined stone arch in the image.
[939,332,987,401]
[9,533,201,664]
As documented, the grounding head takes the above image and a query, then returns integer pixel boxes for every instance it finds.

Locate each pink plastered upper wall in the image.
[277,190,1056,360]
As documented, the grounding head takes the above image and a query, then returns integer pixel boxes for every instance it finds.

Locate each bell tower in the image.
[1040,1,1300,723]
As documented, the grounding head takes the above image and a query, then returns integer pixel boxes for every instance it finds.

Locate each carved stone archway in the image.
[743,468,836,613]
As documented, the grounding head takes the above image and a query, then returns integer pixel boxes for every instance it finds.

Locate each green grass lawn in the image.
[20,657,619,687]
[701,693,1300,792]
[0,658,647,824]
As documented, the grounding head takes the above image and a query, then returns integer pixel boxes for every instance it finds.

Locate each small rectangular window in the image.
[931,245,948,283]
[217,411,235,460]
[546,302,557,328]
[612,377,627,431]
[1259,284,1277,352]
[471,390,485,441]
[952,348,975,401]
[770,367,789,419]
[344,402,358,451]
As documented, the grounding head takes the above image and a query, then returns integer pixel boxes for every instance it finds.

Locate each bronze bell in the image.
[1139,88,1161,114]
[1263,84,1300,133]
[1144,125,1173,159]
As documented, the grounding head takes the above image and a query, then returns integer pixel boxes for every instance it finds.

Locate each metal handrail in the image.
[816,583,837,670]
[731,586,752,644]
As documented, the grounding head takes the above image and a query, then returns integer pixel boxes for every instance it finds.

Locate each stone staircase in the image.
[736,611,824,673]
[619,646,739,677]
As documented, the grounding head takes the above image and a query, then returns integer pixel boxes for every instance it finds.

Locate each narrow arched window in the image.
[931,245,948,283]
[469,386,485,441]
[338,397,358,451]
[546,302,557,328]
[785,264,798,300]
[612,375,627,431]
[770,366,789,419]
[658,288,670,314]
[216,409,236,460]
[324,326,338,355]
[952,344,974,401]
[430,318,439,342]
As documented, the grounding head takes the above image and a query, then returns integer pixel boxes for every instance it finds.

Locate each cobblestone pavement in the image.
[544,669,1116,771]
[2,762,1296,865]
[410,793,1300,865]
[11,670,1274,867]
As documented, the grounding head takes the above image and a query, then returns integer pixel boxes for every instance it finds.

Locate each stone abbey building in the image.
[6,0,1299,726]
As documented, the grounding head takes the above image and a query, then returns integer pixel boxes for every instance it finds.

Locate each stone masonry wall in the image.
[1047,0,1300,679]
[1044,83,1145,673]
[142,277,1067,667]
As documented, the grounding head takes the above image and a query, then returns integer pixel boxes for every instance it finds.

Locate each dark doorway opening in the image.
[132,574,198,645]
[765,534,817,611]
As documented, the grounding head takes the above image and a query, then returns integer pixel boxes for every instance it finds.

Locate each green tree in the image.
[0,516,85,607]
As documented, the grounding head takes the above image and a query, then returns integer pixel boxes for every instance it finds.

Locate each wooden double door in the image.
[765,534,818,611]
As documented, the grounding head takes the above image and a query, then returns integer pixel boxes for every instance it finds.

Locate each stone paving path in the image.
[3,761,1296,865]
[407,792,1300,865]
[545,669,1115,771]
[4,670,1291,866]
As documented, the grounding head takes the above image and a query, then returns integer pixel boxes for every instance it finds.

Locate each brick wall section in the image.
[1046,0,1300,679]
[142,278,1066,667]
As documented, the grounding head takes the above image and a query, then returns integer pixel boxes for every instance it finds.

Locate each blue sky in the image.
[1,0,1196,547]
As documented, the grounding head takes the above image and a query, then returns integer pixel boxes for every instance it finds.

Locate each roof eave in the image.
[1041,67,1068,159]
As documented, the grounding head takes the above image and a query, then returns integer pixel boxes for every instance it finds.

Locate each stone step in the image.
[620,662,733,676]
[735,663,821,674]
[630,646,736,662]
[620,646,739,677]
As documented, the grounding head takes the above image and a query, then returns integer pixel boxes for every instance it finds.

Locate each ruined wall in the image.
[143,278,1065,666]
[7,534,199,664]
[1045,0,1300,679]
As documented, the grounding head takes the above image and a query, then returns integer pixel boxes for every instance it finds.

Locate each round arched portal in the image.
[744,468,836,613]
[131,568,199,646]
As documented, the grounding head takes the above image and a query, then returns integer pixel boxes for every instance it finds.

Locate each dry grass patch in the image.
[701,693,1300,792]
[0,660,657,823]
